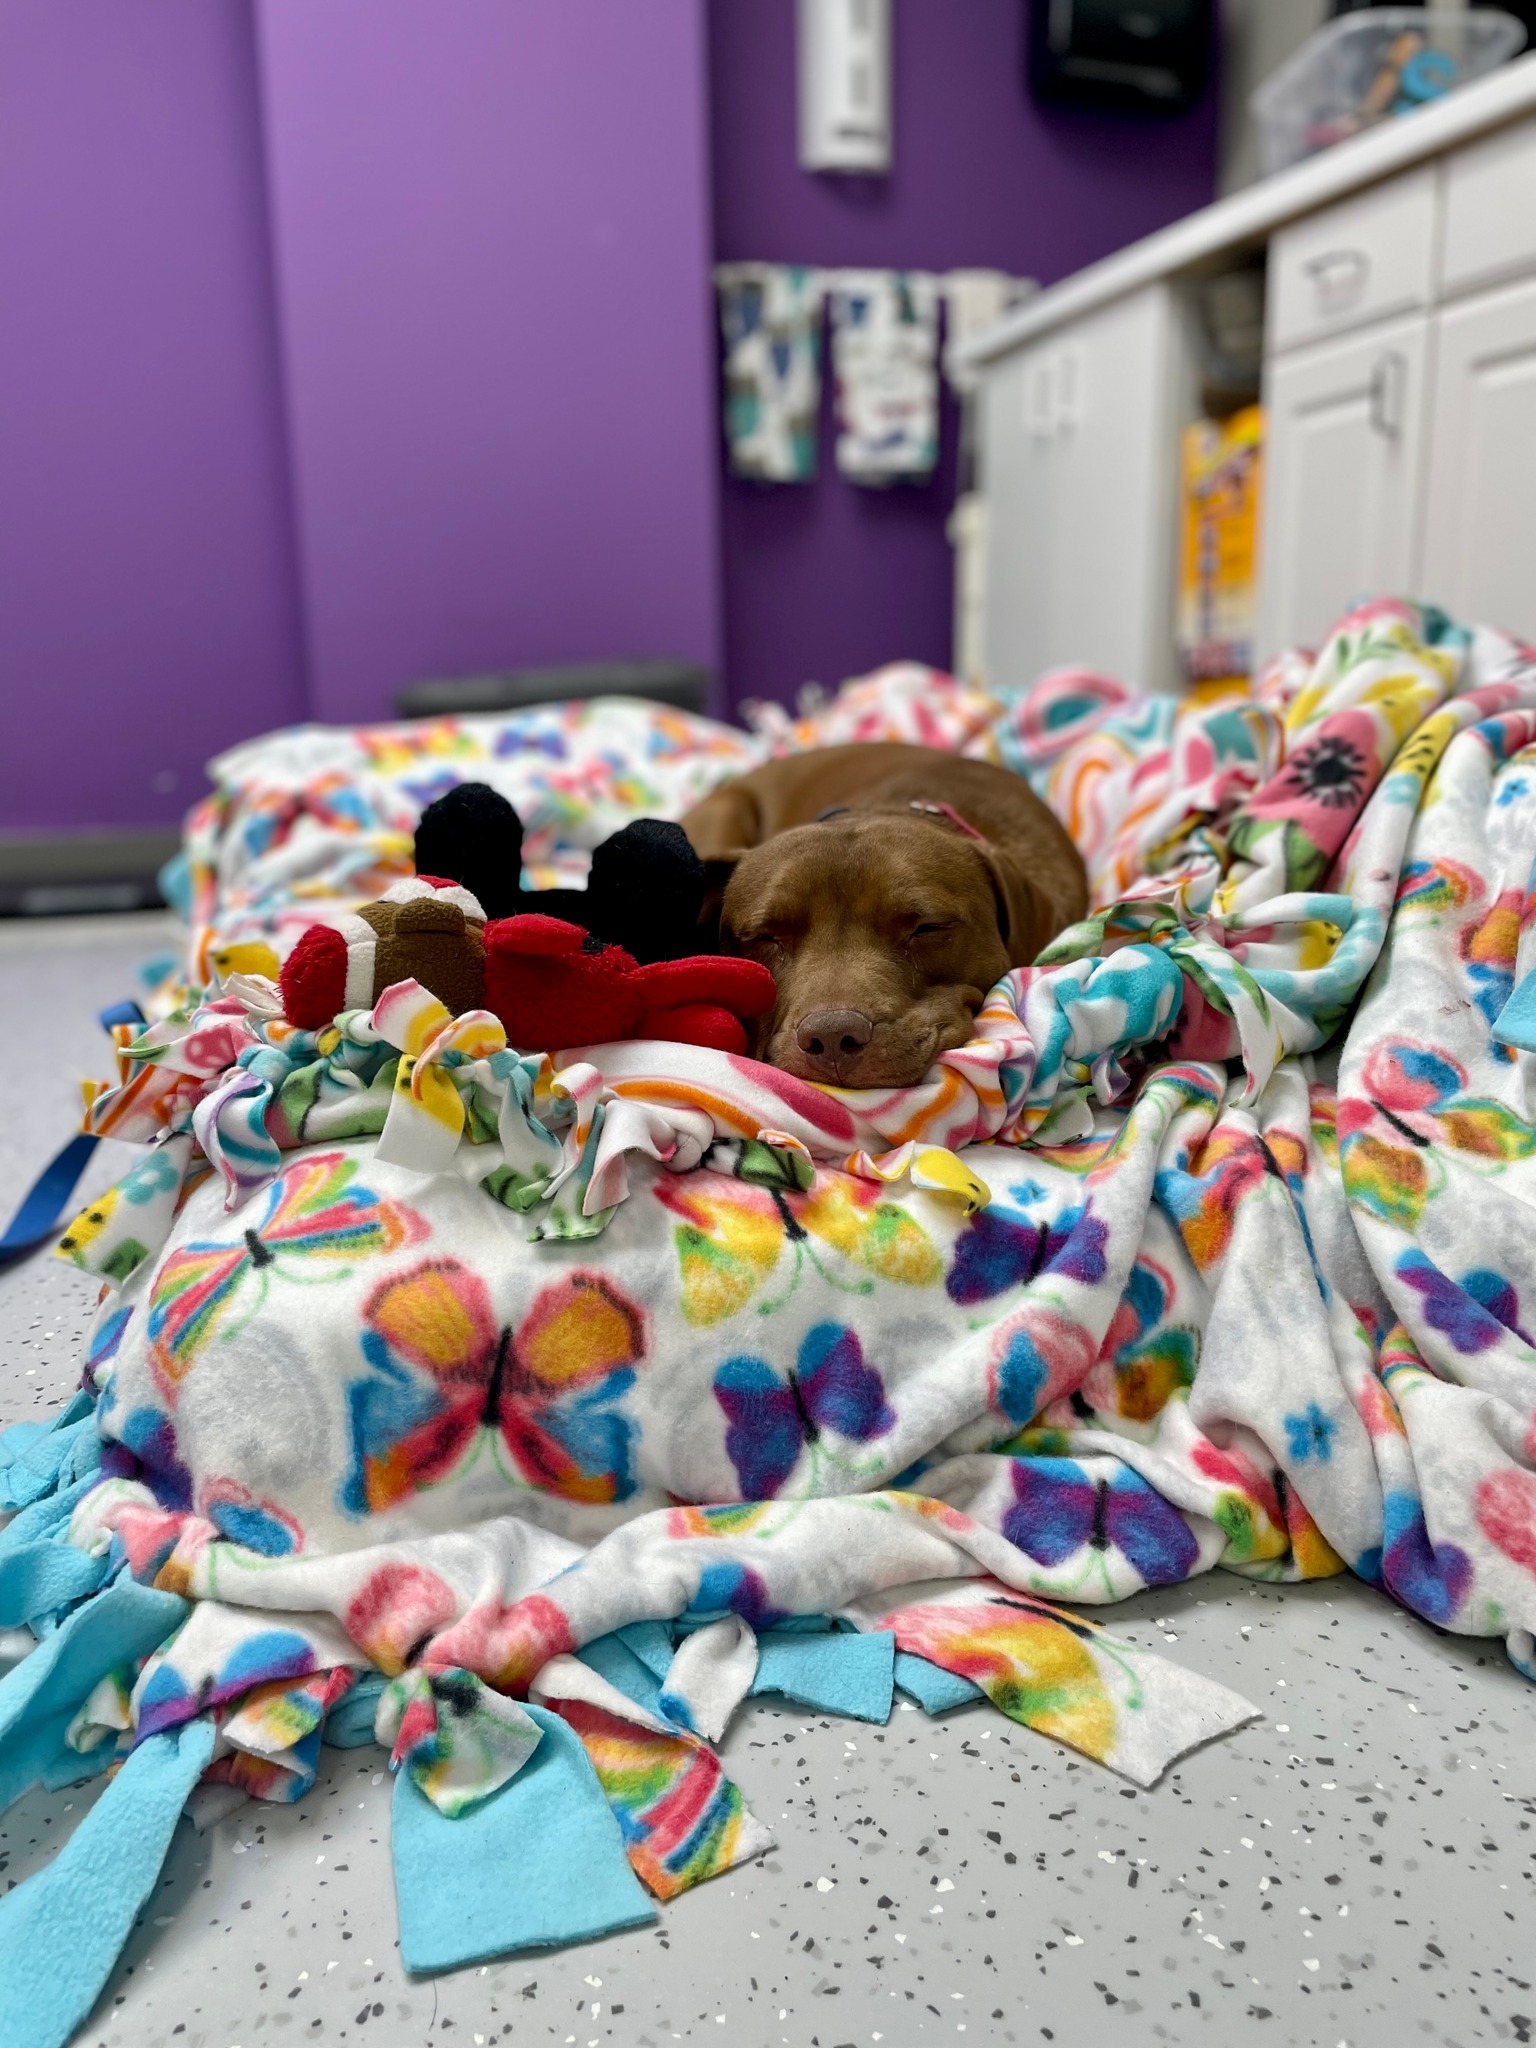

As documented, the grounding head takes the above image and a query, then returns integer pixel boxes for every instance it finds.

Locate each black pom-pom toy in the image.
[413,782,706,964]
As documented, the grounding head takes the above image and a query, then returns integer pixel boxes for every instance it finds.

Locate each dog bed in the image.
[3,602,1535,2044]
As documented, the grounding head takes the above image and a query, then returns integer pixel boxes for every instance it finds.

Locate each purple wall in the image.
[0,0,307,836]
[709,0,1220,711]
[0,0,1219,838]
[255,0,722,727]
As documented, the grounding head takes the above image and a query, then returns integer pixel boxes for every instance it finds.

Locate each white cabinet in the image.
[1421,276,1536,643]
[981,283,1197,694]
[1257,314,1428,659]
[964,71,1536,695]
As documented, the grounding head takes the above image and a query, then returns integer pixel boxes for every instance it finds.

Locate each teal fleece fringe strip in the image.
[0,1576,188,1815]
[0,1716,214,2048]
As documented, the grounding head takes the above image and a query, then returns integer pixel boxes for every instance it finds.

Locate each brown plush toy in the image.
[279,878,488,1026]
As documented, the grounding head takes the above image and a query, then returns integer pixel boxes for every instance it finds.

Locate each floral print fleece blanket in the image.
[4,599,1536,2026]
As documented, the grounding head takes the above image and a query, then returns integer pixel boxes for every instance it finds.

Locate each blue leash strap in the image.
[0,999,146,1272]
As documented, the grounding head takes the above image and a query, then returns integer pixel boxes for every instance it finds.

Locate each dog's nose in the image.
[793,1009,875,1066]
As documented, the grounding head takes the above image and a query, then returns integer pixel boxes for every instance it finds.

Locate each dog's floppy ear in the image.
[974,840,1064,968]
[681,780,764,944]
[680,779,763,866]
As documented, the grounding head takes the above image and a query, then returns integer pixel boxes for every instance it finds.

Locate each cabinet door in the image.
[981,284,1196,695]
[1421,277,1536,646]
[1256,314,1428,661]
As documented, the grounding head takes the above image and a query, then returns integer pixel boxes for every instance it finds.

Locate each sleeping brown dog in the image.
[680,742,1088,1089]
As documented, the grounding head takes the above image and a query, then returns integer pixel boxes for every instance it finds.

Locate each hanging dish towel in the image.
[828,268,940,485]
[715,262,825,483]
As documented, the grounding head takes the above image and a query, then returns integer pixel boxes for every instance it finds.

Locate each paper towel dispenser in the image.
[1026,0,1213,114]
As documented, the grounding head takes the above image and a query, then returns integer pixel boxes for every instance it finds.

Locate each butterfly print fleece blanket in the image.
[4,599,1536,2025]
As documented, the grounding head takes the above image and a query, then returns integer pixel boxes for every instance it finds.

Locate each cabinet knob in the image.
[1020,350,1081,438]
[1055,349,1080,432]
[1304,248,1370,315]
[1368,350,1407,440]
[1024,361,1054,438]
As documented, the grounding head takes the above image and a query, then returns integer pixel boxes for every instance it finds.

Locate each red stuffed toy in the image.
[484,914,773,1055]
[280,877,774,1055]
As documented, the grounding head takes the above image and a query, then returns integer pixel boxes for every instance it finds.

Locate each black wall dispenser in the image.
[1026,0,1213,114]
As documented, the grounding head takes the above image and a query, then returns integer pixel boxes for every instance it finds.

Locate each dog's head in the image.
[720,811,1056,1089]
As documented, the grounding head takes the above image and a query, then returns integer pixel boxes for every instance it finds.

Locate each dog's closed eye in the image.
[902,912,958,939]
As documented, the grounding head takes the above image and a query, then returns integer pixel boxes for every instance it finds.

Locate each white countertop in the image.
[950,47,1536,374]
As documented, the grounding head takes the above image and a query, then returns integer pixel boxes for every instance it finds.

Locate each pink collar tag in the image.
[908,799,984,841]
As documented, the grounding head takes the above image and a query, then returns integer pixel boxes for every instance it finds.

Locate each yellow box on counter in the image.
[1177,404,1263,690]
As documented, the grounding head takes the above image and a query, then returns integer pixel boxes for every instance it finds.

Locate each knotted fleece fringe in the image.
[0,1402,1261,2045]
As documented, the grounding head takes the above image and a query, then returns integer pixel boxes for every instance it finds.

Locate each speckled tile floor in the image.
[2,916,1535,2048]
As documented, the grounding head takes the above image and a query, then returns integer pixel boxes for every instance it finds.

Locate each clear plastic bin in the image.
[1252,8,1527,178]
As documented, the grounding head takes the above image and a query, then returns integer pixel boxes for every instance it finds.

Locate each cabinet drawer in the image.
[1442,115,1536,299]
[1268,167,1437,354]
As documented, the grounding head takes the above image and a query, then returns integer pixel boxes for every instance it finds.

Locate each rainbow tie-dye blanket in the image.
[5,600,1536,2035]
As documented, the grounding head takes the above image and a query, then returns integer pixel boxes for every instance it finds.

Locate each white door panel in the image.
[1421,277,1536,646]
[981,284,1193,695]
[1257,315,1428,660]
